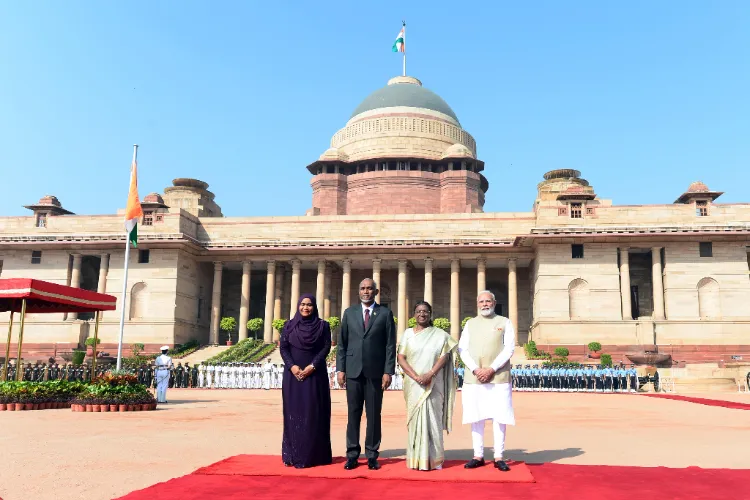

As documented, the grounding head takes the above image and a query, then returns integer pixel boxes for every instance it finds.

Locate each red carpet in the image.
[643,393,750,410]
[116,455,750,500]
[193,454,533,483]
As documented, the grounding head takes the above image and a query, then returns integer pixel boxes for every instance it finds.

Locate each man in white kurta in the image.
[458,291,515,472]
[154,346,174,403]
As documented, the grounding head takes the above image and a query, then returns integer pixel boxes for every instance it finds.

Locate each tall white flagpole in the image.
[116,144,138,370]
[402,21,406,77]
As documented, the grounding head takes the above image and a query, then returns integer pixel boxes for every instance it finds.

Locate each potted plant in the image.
[71,350,86,365]
[84,337,101,357]
[433,318,451,332]
[272,319,287,343]
[220,317,237,346]
[247,318,263,341]
[600,354,613,367]
[326,317,341,346]
[588,342,602,359]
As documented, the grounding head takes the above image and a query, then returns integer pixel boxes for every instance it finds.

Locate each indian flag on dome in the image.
[124,150,143,248]
[392,25,405,53]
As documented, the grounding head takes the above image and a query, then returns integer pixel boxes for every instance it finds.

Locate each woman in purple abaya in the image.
[280,294,333,468]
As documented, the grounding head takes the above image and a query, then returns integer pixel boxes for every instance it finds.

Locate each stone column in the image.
[263,261,275,343]
[289,259,301,319]
[477,257,487,294]
[273,265,285,342]
[508,258,518,337]
[209,262,223,345]
[239,261,252,340]
[316,260,326,308]
[652,247,665,320]
[397,259,408,340]
[619,249,633,320]
[450,258,460,340]
[97,254,109,294]
[324,265,332,319]
[372,258,382,289]
[69,254,83,320]
[423,257,434,306]
[341,259,352,316]
[96,254,109,320]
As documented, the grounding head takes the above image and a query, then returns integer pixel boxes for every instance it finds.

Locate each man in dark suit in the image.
[337,278,397,470]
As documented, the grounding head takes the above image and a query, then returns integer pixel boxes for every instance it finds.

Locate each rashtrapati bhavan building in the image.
[2,75,750,364]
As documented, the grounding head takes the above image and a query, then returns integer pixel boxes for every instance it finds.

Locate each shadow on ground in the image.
[380,448,585,463]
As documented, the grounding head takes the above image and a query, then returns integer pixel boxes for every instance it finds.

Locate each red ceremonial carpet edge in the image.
[116,455,750,500]
[642,393,750,410]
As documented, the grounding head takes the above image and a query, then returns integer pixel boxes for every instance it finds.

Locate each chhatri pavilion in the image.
[1,75,749,364]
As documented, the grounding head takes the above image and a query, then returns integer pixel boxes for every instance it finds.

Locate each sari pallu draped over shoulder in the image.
[398,326,458,471]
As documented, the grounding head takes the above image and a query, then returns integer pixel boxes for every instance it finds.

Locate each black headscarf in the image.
[284,294,327,351]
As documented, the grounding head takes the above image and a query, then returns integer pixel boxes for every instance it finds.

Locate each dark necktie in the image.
[364,308,370,330]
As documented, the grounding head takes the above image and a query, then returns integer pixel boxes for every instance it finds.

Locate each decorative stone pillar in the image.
[263,261,275,343]
[289,259,301,319]
[372,258,382,290]
[324,264,332,319]
[652,247,665,320]
[96,254,109,319]
[341,259,352,316]
[423,257,433,306]
[477,257,487,295]
[316,260,326,309]
[239,261,252,340]
[69,254,83,320]
[210,262,223,345]
[450,258,460,340]
[508,258,518,338]
[619,249,633,320]
[397,259,408,340]
[273,265,285,342]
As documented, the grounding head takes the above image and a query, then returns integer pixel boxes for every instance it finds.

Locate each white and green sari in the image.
[398,327,458,470]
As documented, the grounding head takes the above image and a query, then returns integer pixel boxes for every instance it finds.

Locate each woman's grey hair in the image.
[477,290,496,301]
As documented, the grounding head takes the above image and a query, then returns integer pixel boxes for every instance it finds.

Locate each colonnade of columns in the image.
[208,257,521,345]
[618,247,665,321]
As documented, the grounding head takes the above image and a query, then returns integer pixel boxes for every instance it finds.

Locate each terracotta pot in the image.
[226,340,233,346]
[101,404,110,412]
[0,403,6,411]
[590,351,602,359]
[119,404,127,412]
[86,346,94,357]
[94,405,102,412]
[141,404,150,411]
[8,404,16,411]
[110,404,118,412]
[32,403,39,410]
[85,404,93,412]
[151,403,157,410]
[71,404,77,412]
[129,404,137,411]
[25,403,34,411]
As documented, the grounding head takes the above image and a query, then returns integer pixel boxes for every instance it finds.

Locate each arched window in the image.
[129,282,148,320]
[697,278,720,319]
[568,279,589,320]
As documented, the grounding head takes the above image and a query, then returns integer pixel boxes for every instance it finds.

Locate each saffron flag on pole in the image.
[124,151,143,248]
[392,25,405,53]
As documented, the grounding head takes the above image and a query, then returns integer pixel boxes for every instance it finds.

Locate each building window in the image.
[572,244,584,259]
[570,203,583,219]
[699,242,713,258]
[586,206,595,216]
[155,214,164,223]
[36,213,48,228]
[31,251,42,264]
[138,249,150,264]
[568,278,590,319]
[142,211,154,226]
[558,206,568,216]
[697,277,721,319]
[696,200,709,217]
[129,282,148,319]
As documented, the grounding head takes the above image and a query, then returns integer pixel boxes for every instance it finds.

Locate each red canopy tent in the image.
[0,278,117,381]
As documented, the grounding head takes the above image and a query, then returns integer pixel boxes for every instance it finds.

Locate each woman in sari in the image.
[279,294,333,468]
[397,301,458,470]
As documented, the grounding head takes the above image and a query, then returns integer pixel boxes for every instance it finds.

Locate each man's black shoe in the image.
[344,458,359,470]
[464,458,485,469]
[367,458,381,470]
[494,460,511,472]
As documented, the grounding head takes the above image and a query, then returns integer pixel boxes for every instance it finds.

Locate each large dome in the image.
[350,76,460,125]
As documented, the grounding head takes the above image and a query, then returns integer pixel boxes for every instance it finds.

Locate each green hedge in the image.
[600,354,613,367]
[0,380,86,404]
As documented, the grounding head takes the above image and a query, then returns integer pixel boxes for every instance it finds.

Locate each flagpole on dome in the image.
[116,144,142,370]
[402,21,406,77]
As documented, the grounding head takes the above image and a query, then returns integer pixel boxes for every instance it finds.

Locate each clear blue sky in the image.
[1,1,748,217]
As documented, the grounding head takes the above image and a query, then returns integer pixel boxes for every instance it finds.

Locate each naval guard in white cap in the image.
[155,346,174,403]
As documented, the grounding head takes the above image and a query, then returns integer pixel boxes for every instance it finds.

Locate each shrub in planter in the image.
[524,341,538,357]
[432,318,450,332]
[220,317,237,345]
[271,319,287,334]
[247,318,264,340]
[84,337,102,347]
[554,347,570,357]
[600,354,613,367]
[587,342,602,352]
[71,350,86,365]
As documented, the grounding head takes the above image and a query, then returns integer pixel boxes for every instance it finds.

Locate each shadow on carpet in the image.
[116,455,750,500]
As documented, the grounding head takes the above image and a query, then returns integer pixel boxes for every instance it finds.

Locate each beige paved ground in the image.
[1,389,749,500]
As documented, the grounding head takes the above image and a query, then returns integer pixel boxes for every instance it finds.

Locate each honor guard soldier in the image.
[154,346,174,403]
[618,365,628,393]
[523,364,531,391]
[628,364,638,393]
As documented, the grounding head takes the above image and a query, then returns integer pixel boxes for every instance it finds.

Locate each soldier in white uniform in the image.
[154,346,174,403]
[459,291,515,473]
[206,364,214,388]
[262,359,273,390]
[198,363,205,388]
